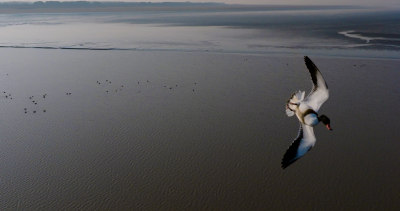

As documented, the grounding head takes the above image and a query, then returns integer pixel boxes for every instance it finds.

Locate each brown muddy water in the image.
[0,48,399,210]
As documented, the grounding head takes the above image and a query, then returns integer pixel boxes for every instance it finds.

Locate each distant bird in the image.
[282,56,332,169]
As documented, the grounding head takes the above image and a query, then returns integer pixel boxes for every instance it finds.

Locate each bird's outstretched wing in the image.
[281,124,316,169]
[303,56,329,112]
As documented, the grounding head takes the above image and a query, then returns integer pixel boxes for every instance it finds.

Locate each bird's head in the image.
[319,115,332,130]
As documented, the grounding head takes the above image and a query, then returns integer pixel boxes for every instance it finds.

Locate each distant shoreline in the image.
[0,1,362,14]
[1,44,399,60]
[0,3,398,57]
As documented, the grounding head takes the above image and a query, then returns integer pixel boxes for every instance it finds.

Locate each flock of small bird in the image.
[162,82,197,92]
[97,78,198,95]
[96,79,125,94]
[24,94,48,114]
[2,91,13,100]
[1,76,199,115]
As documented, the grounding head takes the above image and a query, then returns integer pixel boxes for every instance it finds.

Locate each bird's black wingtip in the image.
[304,56,312,63]
[281,158,297,169]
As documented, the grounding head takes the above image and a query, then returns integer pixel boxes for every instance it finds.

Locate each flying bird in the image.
[282,56,332,169]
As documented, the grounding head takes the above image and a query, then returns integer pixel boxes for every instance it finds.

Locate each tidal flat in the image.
[0,48,399,209]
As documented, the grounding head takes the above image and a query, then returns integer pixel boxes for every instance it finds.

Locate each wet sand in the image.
[0,48,399,209]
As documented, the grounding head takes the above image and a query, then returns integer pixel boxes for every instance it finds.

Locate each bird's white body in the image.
[302,111,319,126]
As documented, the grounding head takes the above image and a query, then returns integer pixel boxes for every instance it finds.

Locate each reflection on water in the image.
[0,8,399,57]
[339,30,400,46]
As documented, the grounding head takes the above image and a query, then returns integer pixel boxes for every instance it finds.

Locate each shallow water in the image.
[0,6,399,209]
[0,7,399,55]
[0,48,399,209]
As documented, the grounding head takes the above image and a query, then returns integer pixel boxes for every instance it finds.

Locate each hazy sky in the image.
[0,0,399,7]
